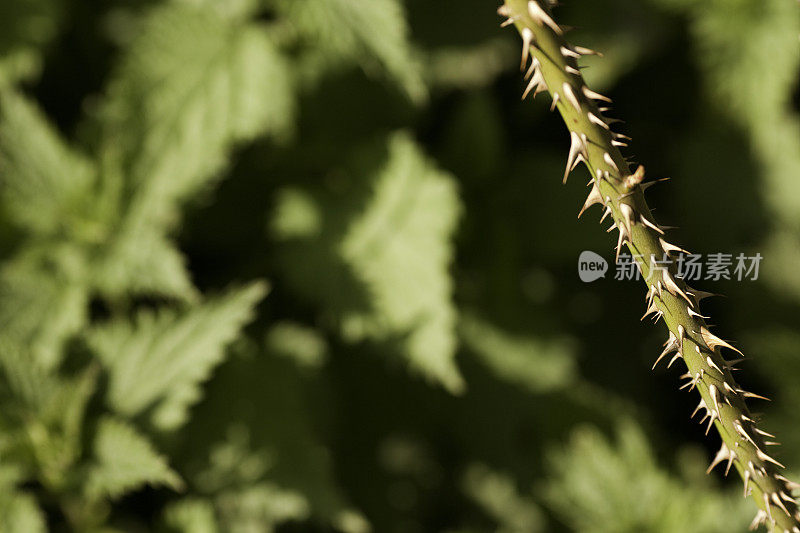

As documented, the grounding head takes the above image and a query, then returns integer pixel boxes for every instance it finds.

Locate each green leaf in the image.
[162,498,219,533]
[87,282,267,429]
[277,0,426,101]
[459,313,576,394]
[338,133,463,392]
[273,133,463,392]
[462,463,545,533]
[104,3,294,229]
[215,483,310,532]
[85,416,182,499]
[0,490,46,533]
[265,322,328,370]
[0,89,97,238]
[543,421,751,533]
[92,228,198,302]
[0,249,89,369]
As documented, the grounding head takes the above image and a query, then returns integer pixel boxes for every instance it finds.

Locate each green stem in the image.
[500,1,800,531]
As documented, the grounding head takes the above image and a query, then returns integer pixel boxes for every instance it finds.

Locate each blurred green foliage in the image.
[0,0,798,531]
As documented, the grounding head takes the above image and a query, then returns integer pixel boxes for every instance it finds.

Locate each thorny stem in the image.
[499,1,800,531]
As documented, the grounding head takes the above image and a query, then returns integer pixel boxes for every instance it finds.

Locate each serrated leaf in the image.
[0,89,97,237]
[215,483,310,532]
[339,133,463,392]
[85,417,182,499]
[87,282,267,429]
[462,463,545,533]
[273,133,463,392]
[544,421,752,533]
[277,0,426,101]
[104,3,294,229]
[0,249,89,369]
[93,228,198,302]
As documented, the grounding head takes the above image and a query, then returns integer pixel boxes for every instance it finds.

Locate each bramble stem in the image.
[500,1,800,531]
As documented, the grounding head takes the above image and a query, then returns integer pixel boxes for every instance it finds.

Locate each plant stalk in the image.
[500,1,800,531]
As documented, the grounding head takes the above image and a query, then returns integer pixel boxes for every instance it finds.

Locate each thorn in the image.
[588,112,610,130]
[770,492,792,516]
[603,152,618,171]
[560,45,580,59]
[615,223,629,263]
[550,91,560,111]
[641,299,659,321]
[600,204,613,223]
[574,45,602,57]
[687,307,709,319]
[653,331,679,369]
[725,451,736,476]
[708,384,720,412]
[527,1,563,34]
[582,86,612,102]
[749,510,767,531]
[686,288,717,303]
[520,28,534,69]
[612,140,628,147]
[619,203,634,235]
[640,215,665,235]
[743,470,751,497]
[691,398,707,418]
[680,372,701,391]
[667,351,682,368]
[523,62,547,99]
[772,493,791,517]
[564,131,587,183]
[755,428,777,439]
[640,177,670,192]
[724,357,746,371]
[562,82,581,112]
[738,389,771,402]
[614,221,631,263]
[756,449,785,469]
[565,65,581,76]
[658,238,690,255]
[764,493,773,523]
[706,442,731,474]
[662,271,692,304]
[578,184,603,218]
[733,420,756,446]
[706,356,723,375]
[700,327,744,356]
[705,409,718,435]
